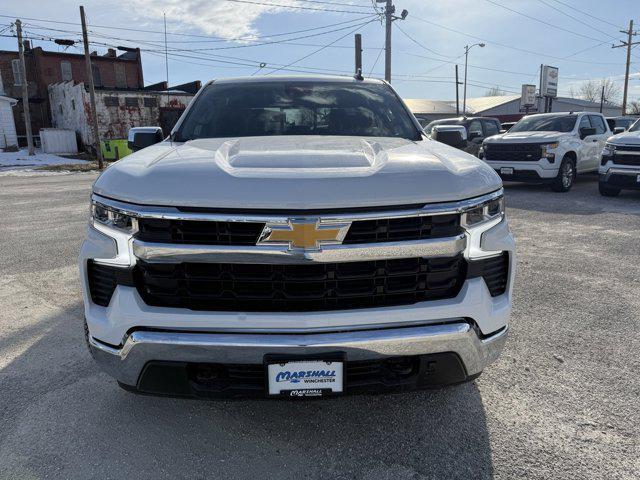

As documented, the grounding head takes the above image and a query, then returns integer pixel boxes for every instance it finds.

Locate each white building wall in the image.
[49,82,194,148]
[0,97,18,149]
[48,82,90,146]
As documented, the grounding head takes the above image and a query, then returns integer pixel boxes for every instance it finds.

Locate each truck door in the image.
[588,115,609,170]
[577,115,597,171]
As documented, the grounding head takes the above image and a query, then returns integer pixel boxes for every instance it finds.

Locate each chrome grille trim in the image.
[132,234,467,264]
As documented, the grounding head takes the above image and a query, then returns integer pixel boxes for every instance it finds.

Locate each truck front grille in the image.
[484,143,543,162]
[133,256,467,312]
[612,146,640,166]
[135,214,462,246]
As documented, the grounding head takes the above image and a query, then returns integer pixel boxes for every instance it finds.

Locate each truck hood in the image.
[93,136,501,209]
[608,130,640,145]
[485,131,568,144]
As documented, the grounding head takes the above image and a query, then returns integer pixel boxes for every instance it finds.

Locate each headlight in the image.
[478,145,485,159]
[541,142,558,162]
[461,195,504,229]
[602,143,616,156]
[91,201,137,233]
[462,193,505,259]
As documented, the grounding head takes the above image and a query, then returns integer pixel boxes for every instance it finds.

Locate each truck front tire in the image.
[550,156,575,193]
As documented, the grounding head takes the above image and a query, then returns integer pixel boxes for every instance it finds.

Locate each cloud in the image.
[128,0,321,40]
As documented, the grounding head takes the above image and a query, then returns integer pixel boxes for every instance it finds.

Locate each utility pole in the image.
[613,20,639,115]
[455,65,460,116]
[80,6,103,169]
[376,0,407,83]
[384,0,392,82]
[599,84,605,113]
[354,33,362,74]
[463,43,485,115]
[15,20,34,156]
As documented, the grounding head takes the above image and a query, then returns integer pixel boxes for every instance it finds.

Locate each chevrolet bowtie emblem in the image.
[258,219,351,250]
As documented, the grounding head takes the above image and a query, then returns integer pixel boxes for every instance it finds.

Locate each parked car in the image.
[599,117,640,196]
[480,112,611,192]
[79,75,515,399]
[606,116,638,134]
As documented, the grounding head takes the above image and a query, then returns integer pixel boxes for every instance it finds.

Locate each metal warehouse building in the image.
[404,94,623,124]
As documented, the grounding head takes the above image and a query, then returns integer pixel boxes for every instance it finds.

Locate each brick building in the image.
[0,42,143,145]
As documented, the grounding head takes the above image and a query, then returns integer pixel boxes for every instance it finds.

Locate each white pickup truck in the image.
[480,112,611,192]
[599,118,640,196]
[80,76,515,398]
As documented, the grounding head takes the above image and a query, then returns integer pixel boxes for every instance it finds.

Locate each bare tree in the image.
[568,78,622,104]
[628,100,640,115]
[484,86,508,97]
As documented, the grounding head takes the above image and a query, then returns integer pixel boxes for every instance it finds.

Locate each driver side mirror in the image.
[579,127,596,139]
[128,127,164,152]
[613,126,625,134]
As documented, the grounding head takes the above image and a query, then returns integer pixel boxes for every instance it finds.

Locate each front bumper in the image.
[599,167,640,190]
[88,321,508,395]
[484,159,558,183]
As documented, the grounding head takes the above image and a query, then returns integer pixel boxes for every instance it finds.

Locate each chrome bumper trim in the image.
[132,234,467,264]
[603,167,640,180]
[88,322,508,386]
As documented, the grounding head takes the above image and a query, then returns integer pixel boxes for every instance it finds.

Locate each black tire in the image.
[599,181,621,197]
[550,156,576,192]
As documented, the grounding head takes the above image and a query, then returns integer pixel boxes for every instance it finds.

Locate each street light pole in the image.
[462,43,485,115]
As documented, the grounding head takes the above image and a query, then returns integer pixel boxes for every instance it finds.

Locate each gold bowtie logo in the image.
[259,220,350,250]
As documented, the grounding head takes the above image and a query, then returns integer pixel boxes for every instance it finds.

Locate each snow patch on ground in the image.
[0,149,89,168]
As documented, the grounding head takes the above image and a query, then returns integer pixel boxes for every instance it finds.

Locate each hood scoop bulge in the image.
[202,136,389,178]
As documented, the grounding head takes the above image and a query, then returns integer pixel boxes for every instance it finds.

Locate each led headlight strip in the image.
[461,194,505,260]
[91,201,138,266]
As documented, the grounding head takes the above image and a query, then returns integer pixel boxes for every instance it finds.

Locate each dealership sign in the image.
[521,84,536,106]
[541,65,559,97]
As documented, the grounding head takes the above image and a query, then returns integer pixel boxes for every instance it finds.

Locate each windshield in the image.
[175,81,420,141]
[510,114,577,133]
[629,119,640,132]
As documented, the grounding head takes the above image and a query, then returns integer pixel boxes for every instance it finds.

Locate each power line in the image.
[483,0,612,43]
[285,0,373,8]
[265,18,375,74]
[25,16,376,44]
[534,0,620,40]
[222,0,376,15]
[408,15,627,66]
[368,46,384,76]
[546,0,624,29]
[394,23,455,59]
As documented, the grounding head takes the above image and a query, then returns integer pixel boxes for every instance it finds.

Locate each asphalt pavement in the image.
[0,171,638,479]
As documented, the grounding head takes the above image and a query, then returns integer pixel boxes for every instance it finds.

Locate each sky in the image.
[0,0,638,102]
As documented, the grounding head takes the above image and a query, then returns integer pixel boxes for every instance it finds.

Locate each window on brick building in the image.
[114,63,127,88]
[125,97,139,107]
[61,61,72,82]
[0,72,4,95]
[92,64,102,87]
[143,97,157,107]
[104,96,119,107]
[12,59,24,86]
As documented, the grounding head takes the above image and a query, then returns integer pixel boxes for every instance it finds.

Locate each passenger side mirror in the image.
[613,127,625,134]
[128,127,164,152]
[579,127,596,139]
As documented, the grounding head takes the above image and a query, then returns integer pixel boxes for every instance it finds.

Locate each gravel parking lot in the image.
[0,171,638,479]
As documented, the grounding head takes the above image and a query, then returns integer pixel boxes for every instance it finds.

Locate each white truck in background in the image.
[480,112,611,192]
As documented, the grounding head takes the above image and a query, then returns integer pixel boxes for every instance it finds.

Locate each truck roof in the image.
[205,74,387,86]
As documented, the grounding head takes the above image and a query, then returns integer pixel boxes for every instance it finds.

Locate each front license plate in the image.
[267,360,344,397]
[501,167,514,175]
